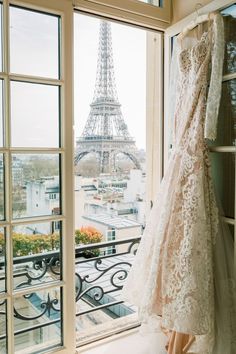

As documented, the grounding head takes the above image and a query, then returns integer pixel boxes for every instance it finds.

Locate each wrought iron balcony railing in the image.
[0,236,141,346]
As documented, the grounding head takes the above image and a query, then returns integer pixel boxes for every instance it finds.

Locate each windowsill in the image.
[77,326,167,354]
[77,327,140,353]
[76,314,140,347]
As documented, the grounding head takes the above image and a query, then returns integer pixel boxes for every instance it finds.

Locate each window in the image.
[0,0,168,353]
[165,1,236,260]
[137,0,161,6]
[74,0,171,29]
[73,11,163,345]
[0,1,75,354]
[4,5,63,352]
[210,4,236,234]
[106,229,116,254]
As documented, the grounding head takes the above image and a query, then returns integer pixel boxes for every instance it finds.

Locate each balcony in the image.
[0,236,142,353]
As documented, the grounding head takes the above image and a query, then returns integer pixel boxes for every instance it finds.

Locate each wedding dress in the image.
[122,12,236,354]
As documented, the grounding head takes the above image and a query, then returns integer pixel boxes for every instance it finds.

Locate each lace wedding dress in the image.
[122,12,236,354]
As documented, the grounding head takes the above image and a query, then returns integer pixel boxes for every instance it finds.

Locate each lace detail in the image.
[168,38,179,149]
[122,12,235,354]
[205,14,225,140]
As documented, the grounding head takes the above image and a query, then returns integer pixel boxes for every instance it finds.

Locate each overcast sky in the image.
[74,13,147,149]
[6,7,147,150]
[9,6,60,148]
[5,4,236,151]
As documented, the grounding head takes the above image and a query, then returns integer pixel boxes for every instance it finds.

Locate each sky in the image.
[74,13,147,149]
[9,6,59,148]
[3,4,236,151]
[2,7,147,150]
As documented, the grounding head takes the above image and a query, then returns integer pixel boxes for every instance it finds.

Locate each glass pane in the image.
[11,81,60,148]
[13,222,61,290]
[211,152,235,218]
[228,223,234,241]
[10,6,60,79]
[222,5,236,75]
[74,14,147,342]
[0,227,5,292]
[0,154,4,220]
[136,0,160,6]
[0,4,3,72]
[14,287,62,353]
[12,154,61,219]
[0,299,7,354]
[210,80,236,146]
[0,80,3,147]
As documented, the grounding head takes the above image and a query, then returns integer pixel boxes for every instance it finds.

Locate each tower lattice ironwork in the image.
[75,20,141,173]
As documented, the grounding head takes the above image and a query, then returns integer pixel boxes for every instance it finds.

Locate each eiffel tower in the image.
[75,20,141,174]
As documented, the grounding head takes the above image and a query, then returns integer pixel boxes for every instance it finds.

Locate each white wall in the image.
[74,189,86,229]
[124,169,145,203]
[81,218,108,241]
[172,0,213,23]
[81,216,141,242]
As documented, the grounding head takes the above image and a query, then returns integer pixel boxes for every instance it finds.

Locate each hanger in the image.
[195,3,203,18]
[178,4,216,41]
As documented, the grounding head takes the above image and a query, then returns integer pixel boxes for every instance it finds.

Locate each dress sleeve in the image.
[168,37,180,148]
[204,13,225,140]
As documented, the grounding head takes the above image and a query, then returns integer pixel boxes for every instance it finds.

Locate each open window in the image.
[164,0,236,271]
[0,1,75,353]
[73,11,163,346]
[0,0,169,353]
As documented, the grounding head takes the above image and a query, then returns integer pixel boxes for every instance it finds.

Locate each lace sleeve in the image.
[204,13,225,140]
[168,37,180,148]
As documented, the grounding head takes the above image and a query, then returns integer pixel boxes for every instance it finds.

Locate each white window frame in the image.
[74,0,171,30]
[106,228,116,254]
[0,0,169,352]
[73,4,165,347]
[74,0,168,216]
[0,0,75,353]
[164,0,236,264]
[73,3,166,213]
[164,0,236,167]
[146,31,164,208]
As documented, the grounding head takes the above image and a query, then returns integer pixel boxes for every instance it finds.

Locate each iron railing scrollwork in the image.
[14,293,60,321]
[75,236,141,318]
[0,235,141,342]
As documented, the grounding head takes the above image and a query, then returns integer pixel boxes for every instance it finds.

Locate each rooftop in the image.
[82,213,142,229]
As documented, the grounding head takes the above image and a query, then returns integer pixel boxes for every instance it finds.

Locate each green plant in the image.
[12,232,60,257]
[0,232,4,256]
[0,226,103,258]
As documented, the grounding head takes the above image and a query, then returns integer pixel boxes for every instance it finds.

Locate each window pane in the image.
[0,299,6,354]
[211,152,235,218]
[228,223,234,240]
[210,80,236,146]
[10,6,60,79]
[136,0,160,6]
[0,154,4,220]
[0,4,2,72]
[222,5,236,75]
[0,227,5,293]
[14,287,62,353]
[12,154,61,219]
[74,14,146,342]
[13,222,61,290]
[11,81,60,148]
[0,80,3,147]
